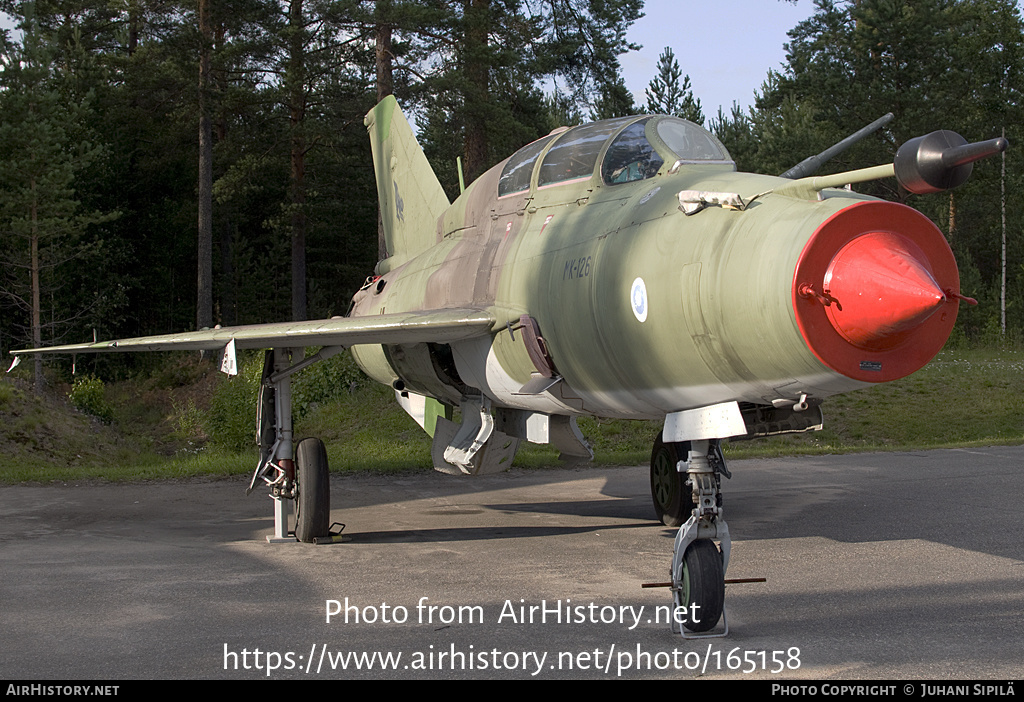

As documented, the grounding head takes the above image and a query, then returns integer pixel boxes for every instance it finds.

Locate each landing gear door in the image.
[249,350,277,493]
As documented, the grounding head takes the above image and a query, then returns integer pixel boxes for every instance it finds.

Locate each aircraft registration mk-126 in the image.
[10,97,1007,635]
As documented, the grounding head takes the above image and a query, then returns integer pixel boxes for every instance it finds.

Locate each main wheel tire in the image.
[650,435,694,527]
[677,539,725,633]
[295,437,330,543]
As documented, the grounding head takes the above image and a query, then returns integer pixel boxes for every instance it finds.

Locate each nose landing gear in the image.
[651,436,731,636]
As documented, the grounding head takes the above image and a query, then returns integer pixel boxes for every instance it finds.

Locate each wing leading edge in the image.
[9,308,497,357]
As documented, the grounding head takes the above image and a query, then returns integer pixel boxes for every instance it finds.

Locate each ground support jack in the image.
[267,495,294,544]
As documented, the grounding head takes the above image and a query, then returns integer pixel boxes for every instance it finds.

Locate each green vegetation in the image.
[67,375,114,424]
[1,346,1021,484]
[727,346,1024,457]
[709,0,1024,341]
[0,0,1021,488]
[0,0,645,351]
[2,0,1021,360]
[203,356,262,453]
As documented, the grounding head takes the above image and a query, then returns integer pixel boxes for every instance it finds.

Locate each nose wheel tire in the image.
[295,437,330,543]
[650,435,694,527]
[675,538,725,633]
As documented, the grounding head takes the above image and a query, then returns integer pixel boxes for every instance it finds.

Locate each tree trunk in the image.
[30,175,42,392]
[213,22,234,326]
[375,4,393,103]
[197,0,214,330]
[289,0,307,321]
[1001,127,1006,336]
[463,0,489,182]
[128,0,140,56]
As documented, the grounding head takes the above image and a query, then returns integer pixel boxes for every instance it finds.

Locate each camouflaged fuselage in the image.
[348,116,960,421]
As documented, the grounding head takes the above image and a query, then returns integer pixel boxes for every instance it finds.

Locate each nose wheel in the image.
[674,537,725,633]
[661,438,731,636]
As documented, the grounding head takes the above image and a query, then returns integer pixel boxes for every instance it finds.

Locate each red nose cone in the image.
[793,201,961,383]
[823,231,947,350]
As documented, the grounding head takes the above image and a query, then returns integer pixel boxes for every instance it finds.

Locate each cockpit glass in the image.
[602,119,664,185]
[498,134,556,197]
[656,119,732,162]
[538,117,632,188]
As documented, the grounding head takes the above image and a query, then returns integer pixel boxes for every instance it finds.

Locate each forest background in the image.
[1,0,1022,379]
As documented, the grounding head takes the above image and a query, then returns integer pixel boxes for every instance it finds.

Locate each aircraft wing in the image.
[9,308,497,357]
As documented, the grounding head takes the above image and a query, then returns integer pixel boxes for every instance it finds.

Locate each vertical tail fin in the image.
[365,97,449,268]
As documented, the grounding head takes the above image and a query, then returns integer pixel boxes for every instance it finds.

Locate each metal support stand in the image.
[267,495,294,543]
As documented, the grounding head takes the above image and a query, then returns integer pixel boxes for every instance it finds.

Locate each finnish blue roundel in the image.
[631,277,648,322]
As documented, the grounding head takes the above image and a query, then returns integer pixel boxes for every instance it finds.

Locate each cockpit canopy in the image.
[497,115,733,198]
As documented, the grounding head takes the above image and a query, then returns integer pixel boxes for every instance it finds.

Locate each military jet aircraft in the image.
[9,97,1006,635]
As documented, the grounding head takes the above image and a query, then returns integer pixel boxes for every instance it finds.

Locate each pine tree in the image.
[197,0,214,329]
[0,4,117,390]
[709,102,755,170]
[645,47,704,125]
[760,0,1024,338]
[546,91,585,128]
[417,0,643,191]
[591,74,636,120]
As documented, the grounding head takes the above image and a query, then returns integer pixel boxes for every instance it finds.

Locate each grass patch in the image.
[2,449,255,484]
[725,347,1024,457]
[0,346,1021,484]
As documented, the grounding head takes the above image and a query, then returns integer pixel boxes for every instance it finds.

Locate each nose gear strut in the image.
[670,439,730,637]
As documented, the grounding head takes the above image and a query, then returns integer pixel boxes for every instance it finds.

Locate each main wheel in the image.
[650,435,694,527]
[294,437,330,543]
[676,539,725,632]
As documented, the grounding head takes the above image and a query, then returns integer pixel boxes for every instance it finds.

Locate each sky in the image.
[621,0,816,119]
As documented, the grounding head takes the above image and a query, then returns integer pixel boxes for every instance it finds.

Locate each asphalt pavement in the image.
[2,446,1023,679]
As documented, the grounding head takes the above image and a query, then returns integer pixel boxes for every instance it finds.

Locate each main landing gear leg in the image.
[669,439,730,638]
[247,347,340,544]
